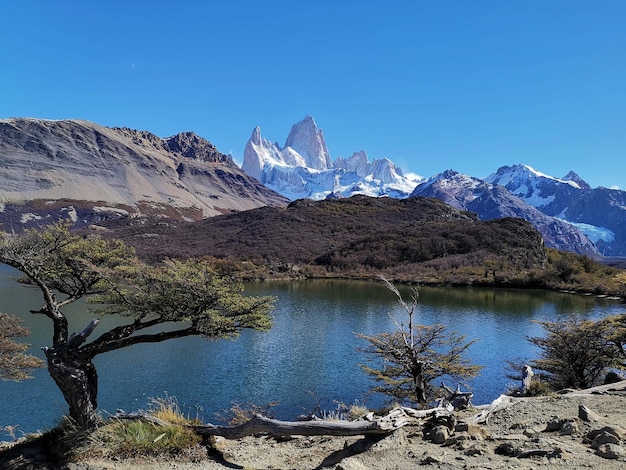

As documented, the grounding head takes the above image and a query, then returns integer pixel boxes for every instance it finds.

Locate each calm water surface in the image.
[1,264,623,439]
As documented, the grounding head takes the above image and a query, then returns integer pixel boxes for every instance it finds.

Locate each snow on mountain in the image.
[241,116,422,200]
[485,164,583,208]
[485,164,626,256]
[412,169,599,255]
[566,221,615,246]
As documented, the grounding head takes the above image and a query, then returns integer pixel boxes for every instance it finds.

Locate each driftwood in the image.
[114,404,459,439]
[440,382,473,410]
[193,413,409,438]
[113,381,626,440]
[557,379,626,396]
[114,410,412,439]
[466,379,626,425]
[521,365,534,394]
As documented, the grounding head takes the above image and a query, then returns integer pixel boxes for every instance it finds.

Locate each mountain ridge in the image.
[96,195,549,285]
[2,116,625,258]
[0,117,288,231]
[411,169,599,255]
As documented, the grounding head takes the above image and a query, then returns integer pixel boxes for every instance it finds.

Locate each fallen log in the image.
[465,380,626,426]
[558,379,626,396]
[467,394,521,425]
[114,411,410,439]
[400,405,453,419]
[192,413,410,438]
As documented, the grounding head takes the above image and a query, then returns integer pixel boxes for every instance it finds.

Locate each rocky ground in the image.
[2,382,626,470]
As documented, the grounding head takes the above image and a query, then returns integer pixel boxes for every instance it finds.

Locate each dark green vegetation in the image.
[0,222,274,429]
[97,195,625,297]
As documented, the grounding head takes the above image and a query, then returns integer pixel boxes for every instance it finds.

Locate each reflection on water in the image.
[1,268,623,439]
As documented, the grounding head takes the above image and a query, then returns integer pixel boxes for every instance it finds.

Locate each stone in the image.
[464,444,487,456]
[559,420,580,435]
[596,443,626,460]
[587,425,626,445]
[544,418,567,432]
[429,425,450,444]
[592,430,621,449]
[494,442,523,457]
[578,404,603,423]
[455,423,490,440]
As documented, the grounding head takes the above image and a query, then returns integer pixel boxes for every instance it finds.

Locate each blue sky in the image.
[2,1,625,189]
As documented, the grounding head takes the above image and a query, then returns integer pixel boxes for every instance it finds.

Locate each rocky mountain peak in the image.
[284,115,332,170]
[250,126,262,145]
[334,151,369,177]
[563,171,591,190]
[165,131,230,164]
[371,158,405,184]
[240,116,421,200]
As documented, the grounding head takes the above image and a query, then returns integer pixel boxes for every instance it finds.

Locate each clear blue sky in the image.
[2,1,625,189]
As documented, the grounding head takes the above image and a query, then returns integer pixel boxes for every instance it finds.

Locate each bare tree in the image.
[356,278,481,407]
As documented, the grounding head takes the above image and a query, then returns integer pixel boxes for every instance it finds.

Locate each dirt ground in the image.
[3,382,626,470]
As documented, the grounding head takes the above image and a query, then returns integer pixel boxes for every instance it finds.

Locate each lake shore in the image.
[3,382,626,469]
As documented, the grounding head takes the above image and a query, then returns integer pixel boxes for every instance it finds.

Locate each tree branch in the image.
[83,325,198,357]
[67,319,100,349]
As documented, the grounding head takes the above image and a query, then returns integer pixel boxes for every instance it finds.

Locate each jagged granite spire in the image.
[284,115,332,170]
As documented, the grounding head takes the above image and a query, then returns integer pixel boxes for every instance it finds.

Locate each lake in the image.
[1,264,623,440]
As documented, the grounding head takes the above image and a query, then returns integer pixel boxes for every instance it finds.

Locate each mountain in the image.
[411,170,599,255]
[486,164,626,256]
[0,118,288,231]
[241,115,421,200]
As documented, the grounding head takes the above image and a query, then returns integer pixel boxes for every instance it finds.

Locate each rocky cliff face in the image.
[0,118,288,231]
[283,115,333,170]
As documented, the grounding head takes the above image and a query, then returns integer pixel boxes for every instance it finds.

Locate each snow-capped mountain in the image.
[412,169,599,255]
[486,164,626,256]
[241,115,422,200]
[484,164,587,208]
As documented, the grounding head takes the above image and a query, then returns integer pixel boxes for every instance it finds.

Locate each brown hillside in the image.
[96,195,548,283]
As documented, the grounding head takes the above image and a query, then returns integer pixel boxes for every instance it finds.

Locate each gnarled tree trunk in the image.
[45,347,99,429]
[43,319,101,429]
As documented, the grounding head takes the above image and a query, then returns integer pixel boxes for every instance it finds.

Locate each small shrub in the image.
[347,402,370,421]
[148,394,202,425]
[216,401,279,426]
[76,395,204,461]
[103,419,202,459]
